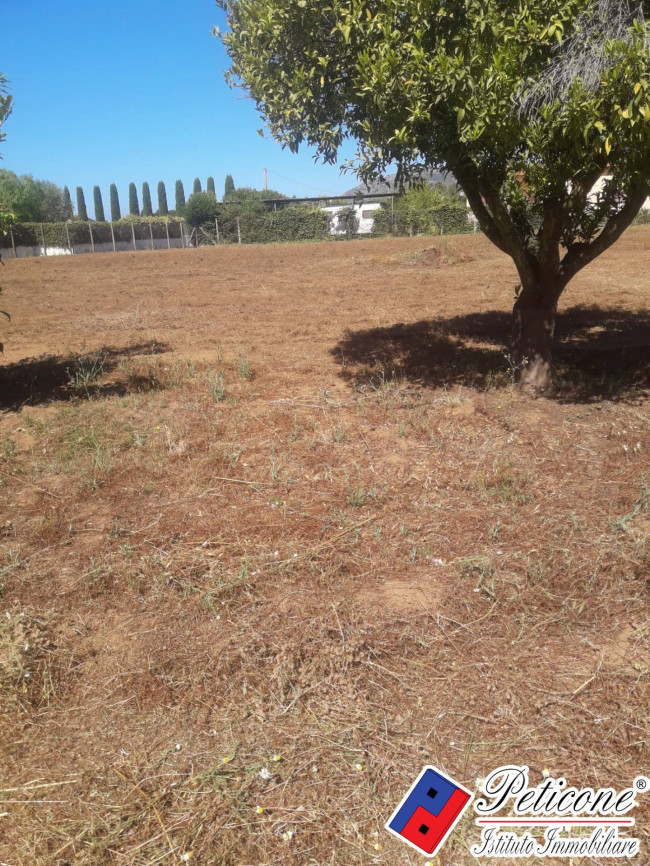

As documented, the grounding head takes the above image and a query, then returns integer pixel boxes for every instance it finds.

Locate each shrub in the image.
[184,191,219,228]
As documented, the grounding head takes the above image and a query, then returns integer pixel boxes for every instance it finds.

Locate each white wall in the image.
[322,202,382,235]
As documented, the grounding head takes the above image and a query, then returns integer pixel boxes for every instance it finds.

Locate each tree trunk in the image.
[512,293,557,393]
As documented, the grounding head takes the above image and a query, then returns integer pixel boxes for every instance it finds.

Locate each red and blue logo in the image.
[386,766,473,856]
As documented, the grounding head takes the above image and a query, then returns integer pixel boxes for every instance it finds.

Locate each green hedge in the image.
[9,219,184,247]
[199,206,331,245]
[372,203,473,237]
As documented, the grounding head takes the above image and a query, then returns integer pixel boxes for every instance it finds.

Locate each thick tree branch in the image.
[558,180,649,291]
[478,181,539,290]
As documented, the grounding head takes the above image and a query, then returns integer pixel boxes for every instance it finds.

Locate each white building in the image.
[321,202,382,235]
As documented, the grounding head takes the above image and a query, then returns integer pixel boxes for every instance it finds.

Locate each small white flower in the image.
[312,765,319,773]
[259,767,272,780]
[476,778,485,791]
[256,805,264,814]
[282,830,294,842]
[274,550,279,557]
[175,743,182,751]
[623,444,629,453]
[293,552,298,558]
[542,768,550,778]
[273,754,282,762]
[181,853,193,862]
[431,558,445,566]
[355,763,364,772]
[450,741,455,746]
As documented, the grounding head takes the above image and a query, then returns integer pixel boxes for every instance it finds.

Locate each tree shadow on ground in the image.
[0,341,172,411]
[332,305,650,403]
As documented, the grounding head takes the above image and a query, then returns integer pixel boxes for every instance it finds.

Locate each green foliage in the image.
[214,205,330,243]
[128,183,139,217]
[110,184,121,222]
[193,177,202,194]
[175,179,186,213]
[93,186,105,222]
[224,174,235,197]
[633,207,650,224]
[62,186,74,219]
[184,191,219,228]
[0,170,68,221]
[224,185,286,204]
[207,176,216,196]
[76,187,88,221]
[9,219,183,248]
[333,206,358,237]
[157,181,169,216]
[0,72,11,156]
[372,183,472,237]
[217,0,650,306]
[141,182,153,217]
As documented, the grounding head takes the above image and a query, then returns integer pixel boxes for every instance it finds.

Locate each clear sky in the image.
[3,0,358,217]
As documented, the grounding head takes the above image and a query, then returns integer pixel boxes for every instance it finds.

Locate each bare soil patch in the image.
[0,230,649,864]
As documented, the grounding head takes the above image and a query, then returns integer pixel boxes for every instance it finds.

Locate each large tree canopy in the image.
[217,0,650,389]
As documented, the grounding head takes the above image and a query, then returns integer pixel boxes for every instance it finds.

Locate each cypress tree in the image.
[193,177,202,194]
[157,181,169,216]
[206,176,216,196]
[175,179,186,213]
[76,186,88,220]
[62,185,74,218]
[93,186,105,222]
[224,174,235,198]
[129,182,140,216]
[142,181,153,217]
[110,184,121,221]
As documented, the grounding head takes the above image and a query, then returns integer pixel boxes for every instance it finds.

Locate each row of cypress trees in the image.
[70,177,221,222]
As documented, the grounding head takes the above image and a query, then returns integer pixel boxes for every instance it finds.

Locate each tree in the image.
[76,186,88,221]
[0,171,67,221]
[175,179,186,213]
[142,181,153,217]
[193,177,202,194]
[157,180,169,216]
[62,185,74,219]
[217,0,650,390]
[110,184,121,221]
[129,182,140,216]
[207,176,216,196]
[93,186,105,222]
[183,190,219,228]
[224,174,235,198]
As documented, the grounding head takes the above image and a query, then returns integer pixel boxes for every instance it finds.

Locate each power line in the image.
[265,168,341,197]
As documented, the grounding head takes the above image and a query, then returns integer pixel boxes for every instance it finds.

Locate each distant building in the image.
[322,202,382,235]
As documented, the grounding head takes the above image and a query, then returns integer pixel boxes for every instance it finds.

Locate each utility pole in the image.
[263,168,268,191]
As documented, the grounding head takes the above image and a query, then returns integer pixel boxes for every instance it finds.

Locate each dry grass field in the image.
[0,229,649,865]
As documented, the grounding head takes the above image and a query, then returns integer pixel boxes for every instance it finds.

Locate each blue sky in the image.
[3,0,358,216]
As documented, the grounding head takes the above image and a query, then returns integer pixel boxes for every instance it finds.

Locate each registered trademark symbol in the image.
[634,776,649,792]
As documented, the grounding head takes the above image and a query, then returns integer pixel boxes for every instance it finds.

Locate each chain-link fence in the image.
[2,204,478,259]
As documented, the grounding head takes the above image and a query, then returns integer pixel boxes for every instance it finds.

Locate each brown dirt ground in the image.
[0,230,649,865]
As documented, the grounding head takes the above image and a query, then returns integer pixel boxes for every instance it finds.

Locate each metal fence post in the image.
[65,222,72,255]
[110,222,116,252]
[165,222,170,250]
[180,220,185,249]
[88,222,95,253]
[149,222,155,251]
[237,217,242,244]
[215,217,220,244]
[131,223,137,251]
[40,223,47,256]
[10,226,16,258]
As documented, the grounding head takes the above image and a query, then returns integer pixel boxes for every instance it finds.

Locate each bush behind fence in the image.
[5,204,480,256]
